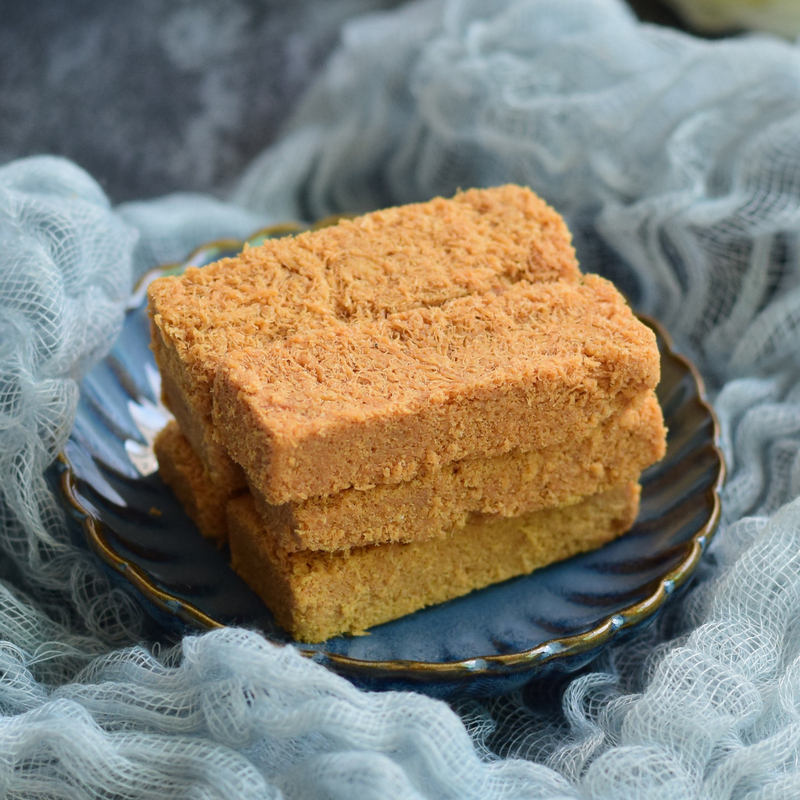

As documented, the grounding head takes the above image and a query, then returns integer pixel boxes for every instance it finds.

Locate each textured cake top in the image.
[148,185,580,391]
[212,274,660,501]
[219,276,658,434]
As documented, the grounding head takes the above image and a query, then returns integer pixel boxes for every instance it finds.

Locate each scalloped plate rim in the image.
[58,226,726,685]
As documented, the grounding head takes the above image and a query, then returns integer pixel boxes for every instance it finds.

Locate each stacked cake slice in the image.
[148,185,666,642]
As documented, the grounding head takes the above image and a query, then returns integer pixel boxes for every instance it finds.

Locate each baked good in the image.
[153,415,647,642]
[154,425,641,642]
[156,392,664,551]
[148,185,581,484]
[148,184,665,642]
[227,482,641,642]
[153,420,237,543]
[250,390,663,550]
[214,275,659,503]
[159,367,246,491]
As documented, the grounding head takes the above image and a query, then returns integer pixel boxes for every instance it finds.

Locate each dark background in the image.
[0,0,688,203]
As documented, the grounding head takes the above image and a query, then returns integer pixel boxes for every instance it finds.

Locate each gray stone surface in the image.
[0,0,401,201]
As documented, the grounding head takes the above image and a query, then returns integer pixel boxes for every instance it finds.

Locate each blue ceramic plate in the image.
[55,226,724,698]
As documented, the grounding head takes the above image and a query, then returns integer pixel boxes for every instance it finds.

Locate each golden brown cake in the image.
[148,185,581,482]
[154,424,642,642]
[148,185,665,643]
[155,390,663,551]
[227,482,641,642]
[250,390,663,550]
[153,420,239,544]
[213,276,659,503]
[159,368,247,491]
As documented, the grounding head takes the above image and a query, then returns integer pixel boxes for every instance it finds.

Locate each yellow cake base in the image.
[155,419,641,642]
[227,483,639,643]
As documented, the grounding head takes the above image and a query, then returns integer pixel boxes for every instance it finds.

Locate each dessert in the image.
[213,276,659,503]
[156,419,642,641]
[156,392,664,551]
[154,420,237,544]
[148,185,580,485]
[147,185,666,642]
[229,482,641,643]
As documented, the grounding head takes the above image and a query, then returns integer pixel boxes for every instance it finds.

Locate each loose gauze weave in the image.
[3,0,800,797]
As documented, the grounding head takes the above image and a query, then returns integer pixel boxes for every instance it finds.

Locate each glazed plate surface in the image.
[55,227,725,698]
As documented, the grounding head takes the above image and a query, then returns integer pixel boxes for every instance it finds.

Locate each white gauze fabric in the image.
[0,157,145,645]
[3,0,800,797]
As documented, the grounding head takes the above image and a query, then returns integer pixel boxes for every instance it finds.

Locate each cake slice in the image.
[249,390,663,550]
[148,185,580,483]
[155,391,664,551]
[155,414,644,642]
[227,483,641,643]
[213,276,659,503]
